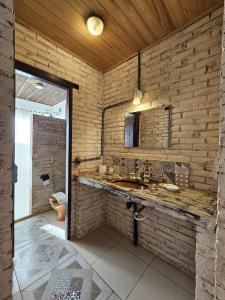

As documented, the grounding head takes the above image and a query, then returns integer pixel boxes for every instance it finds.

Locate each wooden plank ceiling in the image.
[15,0,224,72]
[16,72,67,105]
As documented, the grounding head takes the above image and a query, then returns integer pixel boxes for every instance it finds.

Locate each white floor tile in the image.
[93,244,147,300]
[14,214,47,229]
[42,210,65,231]
[151,257,195,295]
[119,237,155,264]
[99,225,123,242]
[71,229,116,265]
[127,266,194,300]
[108,293,121,300]
[12,271,20,296]
[13,292,22,300]
[13,215,196,300]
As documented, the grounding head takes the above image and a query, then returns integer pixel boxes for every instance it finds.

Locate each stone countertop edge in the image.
[73,174,216,230]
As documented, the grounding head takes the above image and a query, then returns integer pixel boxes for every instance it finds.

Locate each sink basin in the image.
[111,179,148,190]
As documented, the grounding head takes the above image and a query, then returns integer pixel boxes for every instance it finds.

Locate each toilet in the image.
[49,192,66,221]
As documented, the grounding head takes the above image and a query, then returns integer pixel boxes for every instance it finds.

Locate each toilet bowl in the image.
[49,192,66,221]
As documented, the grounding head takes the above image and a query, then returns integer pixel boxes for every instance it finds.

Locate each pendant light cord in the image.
[138,51,141,90]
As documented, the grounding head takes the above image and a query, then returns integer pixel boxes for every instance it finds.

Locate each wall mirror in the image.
[124,106,171,149]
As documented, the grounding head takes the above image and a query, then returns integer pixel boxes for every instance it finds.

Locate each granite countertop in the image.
[73,172,217,227]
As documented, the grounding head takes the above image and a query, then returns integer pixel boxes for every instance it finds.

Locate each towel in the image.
[52,192,65,204]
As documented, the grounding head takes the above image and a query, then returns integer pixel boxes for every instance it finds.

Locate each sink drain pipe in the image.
[126,202,146,246]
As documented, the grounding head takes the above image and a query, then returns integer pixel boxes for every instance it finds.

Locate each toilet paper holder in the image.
[40,173,50,186]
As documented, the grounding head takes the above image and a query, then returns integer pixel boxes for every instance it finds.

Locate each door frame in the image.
[14,60,79,242]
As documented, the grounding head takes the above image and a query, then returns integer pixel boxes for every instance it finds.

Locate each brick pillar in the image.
[215,3,225,299]
[0,0,14,299]
[195,225,216,300]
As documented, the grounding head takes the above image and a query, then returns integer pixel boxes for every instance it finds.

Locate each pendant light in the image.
[133,51,143,105]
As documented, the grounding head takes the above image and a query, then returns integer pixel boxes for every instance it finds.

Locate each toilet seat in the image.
[49,192,66,221]
[51,192,65,204]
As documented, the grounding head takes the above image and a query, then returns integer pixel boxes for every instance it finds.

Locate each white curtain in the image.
[14,109,32,220]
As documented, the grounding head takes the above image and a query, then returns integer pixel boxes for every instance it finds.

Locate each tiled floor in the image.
[13,211,195,300]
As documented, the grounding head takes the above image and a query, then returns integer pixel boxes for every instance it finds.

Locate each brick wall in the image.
[71,182,105,238]
[72,181,220,296]
[215,3,225,300]
[15,23,103,174]
[32,115,66,215]
[13,8,225,300]
[105,193,196,276]
[71,181,196,277]
[15,25,104,258]
[195,225,216,300]
[0,0,14,298]
[103,8,223,192]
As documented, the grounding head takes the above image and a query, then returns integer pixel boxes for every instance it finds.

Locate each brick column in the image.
[71,182,106,238]
[215,3,225,299]
[0,0,14,299]
[195,225,216,300]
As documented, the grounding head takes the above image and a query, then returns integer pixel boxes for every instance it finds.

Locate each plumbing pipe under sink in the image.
[126,202,147,246]
[134,204,147,221]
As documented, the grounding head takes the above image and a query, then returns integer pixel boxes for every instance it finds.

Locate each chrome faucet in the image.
[135,165,145,182]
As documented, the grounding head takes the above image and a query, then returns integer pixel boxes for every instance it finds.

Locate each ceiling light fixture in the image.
[34,81,44,90]
[86,14,104,36]
[133,51,143,105]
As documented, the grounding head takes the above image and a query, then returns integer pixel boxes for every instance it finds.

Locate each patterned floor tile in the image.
[14,234,77,290]
[19,254,112,300]
[42,268,93,299]
[17,291,116,300]
[14,216,51,249]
